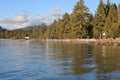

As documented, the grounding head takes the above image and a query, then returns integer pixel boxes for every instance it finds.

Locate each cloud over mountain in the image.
[0,15,27,24]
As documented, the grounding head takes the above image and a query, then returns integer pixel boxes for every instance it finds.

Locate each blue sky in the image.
[0,0,119,29]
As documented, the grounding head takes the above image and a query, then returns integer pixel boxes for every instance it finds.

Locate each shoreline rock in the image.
[37,38,120,46]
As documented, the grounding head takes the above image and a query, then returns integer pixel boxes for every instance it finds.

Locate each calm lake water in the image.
[0,39,120,80]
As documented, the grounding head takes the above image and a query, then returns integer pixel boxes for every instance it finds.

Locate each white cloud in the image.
[0,14,43,30]
[13,15,27,22]
[0,6,63,30]
[0,16,25,24]
[47,6,62,18]
[37,15,45,20]
[0,16,26,24]
[44,6,63,25]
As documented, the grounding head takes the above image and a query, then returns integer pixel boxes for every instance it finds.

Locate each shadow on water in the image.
[0,39,120,80]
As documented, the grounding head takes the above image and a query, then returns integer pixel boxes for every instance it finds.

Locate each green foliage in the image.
[106,0,110,16]
[118,4,120,25]
[56,13,71,39]
[104,4,118,37]
[31,26,39,38]
[86,14,93,38]
[93,0,107,38]
[70,0,91,38]
[109,23,120,38]
[39,23,47,38]
[45,20,58,39]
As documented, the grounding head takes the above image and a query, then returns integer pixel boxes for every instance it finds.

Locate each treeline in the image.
[0,23,47,39]
[0,0,120,39]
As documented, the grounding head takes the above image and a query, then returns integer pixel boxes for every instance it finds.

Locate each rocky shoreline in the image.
[37,38,120,46]
[95,38,120,46]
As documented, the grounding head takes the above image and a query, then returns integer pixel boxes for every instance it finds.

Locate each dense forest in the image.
[0,0,120,39]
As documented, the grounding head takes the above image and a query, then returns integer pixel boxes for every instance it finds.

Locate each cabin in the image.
[100,32,107,39]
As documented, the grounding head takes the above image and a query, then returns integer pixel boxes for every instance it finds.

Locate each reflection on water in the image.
[0,39,120,80]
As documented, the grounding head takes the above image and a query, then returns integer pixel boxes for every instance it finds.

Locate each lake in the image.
[0,39,120,80]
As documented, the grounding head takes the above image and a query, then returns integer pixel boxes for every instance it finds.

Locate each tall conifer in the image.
[104,4,118,37]
[118,4,120,25]
[93,0,106,38]
[70,0,89,38]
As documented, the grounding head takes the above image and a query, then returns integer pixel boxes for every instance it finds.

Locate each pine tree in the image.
[118,4,120,25]
[109,23,119,38]
[56,13,70,39]
[39,23,47,38]
[70,0,89,38]
[93,0,106,38]
[106,0,110,16]
[104,4,118,37]
[31,26,39,38]
[107,0,110,7]
[45,20,58,39]
[86,14,93,38]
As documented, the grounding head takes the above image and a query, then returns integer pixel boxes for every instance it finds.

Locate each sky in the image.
[0,0,119,30]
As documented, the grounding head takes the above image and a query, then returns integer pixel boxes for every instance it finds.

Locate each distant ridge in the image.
[0,26,7,31]
[13,25,41,31]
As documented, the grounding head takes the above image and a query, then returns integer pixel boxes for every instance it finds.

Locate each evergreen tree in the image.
[118,4,120,25]
[86,14,93,38]
[109,23,119,38]
[31,26,39,38]
[93,0,106,38]
[107,0,110,7]
[104,4,118,37]
[45,20,58,39]
[39,23,47,38]
[106,0,110,16]
[70,0,89,38]
[56,13,70,39]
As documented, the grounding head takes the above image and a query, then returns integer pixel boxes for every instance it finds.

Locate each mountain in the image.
[13,25,41,31]
[0,26,7,31]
